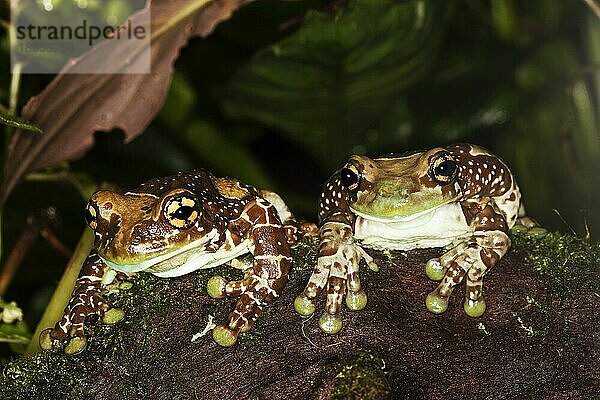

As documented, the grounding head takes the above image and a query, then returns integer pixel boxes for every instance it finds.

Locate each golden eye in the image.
[431,154,458,185]
[84,204,97,230]
[340,164,360,192]
[164,196,199,229]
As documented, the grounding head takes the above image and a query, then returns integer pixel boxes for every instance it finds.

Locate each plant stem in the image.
[9,63,21,115]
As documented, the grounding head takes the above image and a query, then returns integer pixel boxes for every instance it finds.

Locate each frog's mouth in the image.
[99,229,218,273]
[350,198,452,223]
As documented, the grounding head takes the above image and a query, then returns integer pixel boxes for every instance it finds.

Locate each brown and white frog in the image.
[295,143,536,334]
[40,169,316,354]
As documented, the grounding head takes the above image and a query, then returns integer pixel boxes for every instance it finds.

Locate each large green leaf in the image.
[223,0,443,167]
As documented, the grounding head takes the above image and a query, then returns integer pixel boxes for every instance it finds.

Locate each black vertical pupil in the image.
[340,168,358,187]
[435,160,457,177]
[173,205,194,220]
[84,208,95,226]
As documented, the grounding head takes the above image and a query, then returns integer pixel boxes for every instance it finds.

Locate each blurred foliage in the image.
[223,0,445,167]
[0,0,598,357]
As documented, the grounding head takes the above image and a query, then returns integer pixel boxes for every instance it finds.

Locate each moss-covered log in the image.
[1,233,599,399]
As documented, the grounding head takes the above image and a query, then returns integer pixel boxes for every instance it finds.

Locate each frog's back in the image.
[127,169,260,212]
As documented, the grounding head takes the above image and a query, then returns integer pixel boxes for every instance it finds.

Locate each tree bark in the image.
[2,237,599,400]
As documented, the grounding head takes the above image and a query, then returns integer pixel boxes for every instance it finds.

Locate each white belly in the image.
[353,202,472,251]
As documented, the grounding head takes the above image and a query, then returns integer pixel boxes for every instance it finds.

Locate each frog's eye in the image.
[84,204,98,230]
[164,196,199,229]
[340,165,360,192]
[431,155,457,185]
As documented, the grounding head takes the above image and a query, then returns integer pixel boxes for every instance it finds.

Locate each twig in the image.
[0,222,38,296]
[0,207,72,296]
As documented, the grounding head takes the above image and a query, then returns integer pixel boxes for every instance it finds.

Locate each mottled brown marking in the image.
[213,177,251,199]
[480,247,500,268]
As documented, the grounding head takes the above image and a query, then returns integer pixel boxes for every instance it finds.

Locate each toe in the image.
[425,293,448,314]
[294,294,316,316]
[102,308,125,325]
[64,337,87,355]
[318,311,343,334]
[425,259,445,281]
[464,298,486,317]
[39,328,55,351]
[345,290,367,311]
[212,325,238,347]
[207,276,228,299]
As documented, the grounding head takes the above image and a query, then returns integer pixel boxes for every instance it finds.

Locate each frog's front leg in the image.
[39,251,125,355]
[294,221,369,334]
[425,204,510,317]
[259,189,319,244]
[211,198,292,347]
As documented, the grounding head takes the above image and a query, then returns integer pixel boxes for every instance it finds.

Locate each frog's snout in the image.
[377,183,409,201]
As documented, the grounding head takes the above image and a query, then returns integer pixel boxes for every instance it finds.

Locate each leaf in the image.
[1,0,253,204]
[181,120,274,189]
[158,73,274,188]
[223,0,443,168]
[0,111,42,133]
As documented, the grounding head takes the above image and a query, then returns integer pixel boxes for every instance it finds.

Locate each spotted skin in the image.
[41,169,316,353]
[295,143,523,333]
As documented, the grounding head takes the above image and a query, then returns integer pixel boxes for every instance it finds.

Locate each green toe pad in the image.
[527,227,548,239]
[464,298,486,317]
[425,293,448,314]
[294,295,316,316]
[103,308,125,325]
[207,276,227,299]
[319,312,343,334]
[345,290,367,311]
[212,325,238,347]
[65,337,87,355]
[367,261,380,272]
[119,281,134,290]
[510,224,528,234]
[39,329,54,350]
[425,259,445,281]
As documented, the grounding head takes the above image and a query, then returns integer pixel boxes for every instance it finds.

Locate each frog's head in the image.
[84,180,214,273]
[340,148,461,221]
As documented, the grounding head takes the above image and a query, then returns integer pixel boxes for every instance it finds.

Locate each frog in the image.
[40,169,317,354]
[294,143,535,334]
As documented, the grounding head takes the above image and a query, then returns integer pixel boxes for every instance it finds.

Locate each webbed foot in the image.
[295,222,373,334]
[424,230,510,317]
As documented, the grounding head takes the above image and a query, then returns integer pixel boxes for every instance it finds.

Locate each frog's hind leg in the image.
[207,266,254,299]
[212,198,292,347]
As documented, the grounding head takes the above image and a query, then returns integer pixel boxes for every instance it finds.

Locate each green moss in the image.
[109,273,170,315]
[512,231,600,296]
[0,350,86,399]
[333,353,390,400]
[290,235,319,274]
